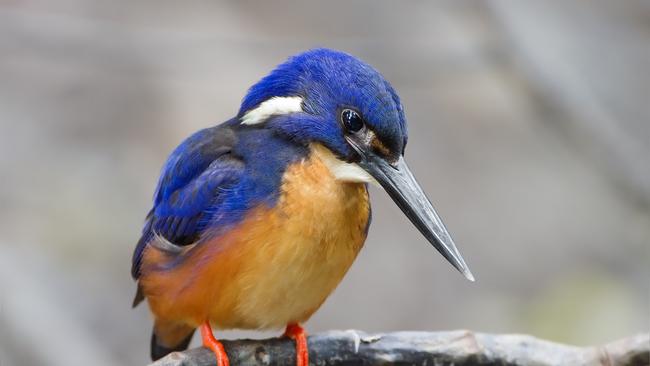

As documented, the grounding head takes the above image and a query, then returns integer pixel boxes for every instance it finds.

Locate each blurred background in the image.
[1,1,648,365]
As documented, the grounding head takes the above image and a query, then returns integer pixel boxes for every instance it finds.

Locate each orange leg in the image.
[284,323,309,366]
[199,322,230,366]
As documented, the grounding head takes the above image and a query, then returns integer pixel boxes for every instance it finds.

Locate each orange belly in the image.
[140,144,370,330]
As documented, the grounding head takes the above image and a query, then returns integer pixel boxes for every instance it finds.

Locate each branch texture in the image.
[151,330,649,366]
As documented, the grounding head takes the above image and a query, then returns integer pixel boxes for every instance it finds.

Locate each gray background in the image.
[0,1,648,365]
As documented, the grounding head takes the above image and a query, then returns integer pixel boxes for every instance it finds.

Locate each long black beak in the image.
[352,143,475,281]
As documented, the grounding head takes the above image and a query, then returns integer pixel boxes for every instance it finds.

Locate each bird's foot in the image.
[284,323,309,366]
[200,322,230,366]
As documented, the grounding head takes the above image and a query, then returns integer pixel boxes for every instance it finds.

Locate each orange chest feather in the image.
[214,144,371,328]
[275,144,371,251]
[141,144,370,329]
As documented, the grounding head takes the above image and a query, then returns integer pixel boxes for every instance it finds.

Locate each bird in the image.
[131,48,474,366]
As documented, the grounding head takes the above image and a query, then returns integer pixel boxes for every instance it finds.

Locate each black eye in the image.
[340,109,364,133]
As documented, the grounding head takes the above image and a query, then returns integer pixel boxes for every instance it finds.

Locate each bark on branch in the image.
[151,330,649,366]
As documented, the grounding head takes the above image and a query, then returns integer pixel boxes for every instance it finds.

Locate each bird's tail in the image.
[150,320,196,361]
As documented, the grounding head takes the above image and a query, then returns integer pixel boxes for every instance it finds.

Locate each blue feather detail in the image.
[238,48,407,160]
[131,120,308,278]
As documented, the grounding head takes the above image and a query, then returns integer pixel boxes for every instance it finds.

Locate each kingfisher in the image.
[131,48,474,366]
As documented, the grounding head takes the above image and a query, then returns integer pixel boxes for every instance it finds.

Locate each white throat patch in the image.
[313,145,379,186]
[241,96,303,125]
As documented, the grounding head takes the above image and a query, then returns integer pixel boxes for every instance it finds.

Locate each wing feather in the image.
[131,126,242,279]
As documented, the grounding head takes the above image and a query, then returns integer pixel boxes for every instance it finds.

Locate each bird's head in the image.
[238,48,474,281]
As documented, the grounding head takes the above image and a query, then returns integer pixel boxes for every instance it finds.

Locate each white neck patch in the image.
[313,144,380,186]
[327,160,378,186]
[241,96,303,125]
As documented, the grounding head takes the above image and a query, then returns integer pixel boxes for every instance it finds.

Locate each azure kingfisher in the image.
[131,48,474,366]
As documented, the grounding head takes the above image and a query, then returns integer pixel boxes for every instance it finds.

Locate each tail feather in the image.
[132,284,145,308]
[151,327,195,361]
[150,322,195,361]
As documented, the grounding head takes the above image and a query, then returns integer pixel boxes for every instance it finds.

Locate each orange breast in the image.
[140,144,370,330]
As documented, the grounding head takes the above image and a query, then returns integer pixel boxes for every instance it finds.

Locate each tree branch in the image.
[150,330,649,366]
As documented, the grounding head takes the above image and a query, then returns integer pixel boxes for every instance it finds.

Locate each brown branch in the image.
[150,330,649,366]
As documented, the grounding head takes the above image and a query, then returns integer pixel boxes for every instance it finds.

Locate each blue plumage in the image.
[132,121,308,278]
[240,48,407,161]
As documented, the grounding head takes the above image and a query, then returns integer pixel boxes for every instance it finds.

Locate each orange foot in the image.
[200,322,230,366]
[284,323,309,366]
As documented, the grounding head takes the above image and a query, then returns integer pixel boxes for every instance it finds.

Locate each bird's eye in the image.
[340,109,364,133]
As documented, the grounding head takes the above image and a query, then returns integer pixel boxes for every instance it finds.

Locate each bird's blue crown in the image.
[239,48,408,162]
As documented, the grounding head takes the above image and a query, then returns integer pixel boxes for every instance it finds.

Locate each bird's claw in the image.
[284,324,309,366]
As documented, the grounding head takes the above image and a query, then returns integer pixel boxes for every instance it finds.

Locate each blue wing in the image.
[131,125,243,279]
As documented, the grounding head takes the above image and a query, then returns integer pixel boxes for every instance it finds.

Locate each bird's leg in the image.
[284,323,309,366]
[199,322,230,366]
